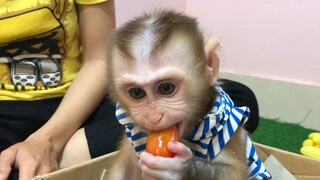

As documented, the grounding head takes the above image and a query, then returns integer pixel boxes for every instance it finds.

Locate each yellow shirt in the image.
[0,0,106,100]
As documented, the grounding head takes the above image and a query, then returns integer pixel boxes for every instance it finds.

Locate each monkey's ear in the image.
[205,37,220,83]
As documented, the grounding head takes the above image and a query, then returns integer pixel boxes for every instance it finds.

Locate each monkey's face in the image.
[108,23,217,136]
[111,41,214,136]
[115,54,190,132]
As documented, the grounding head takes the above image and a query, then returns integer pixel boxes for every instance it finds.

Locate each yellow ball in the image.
[308,132,320,139]
[312,134,320,145]
[302,139,314,147]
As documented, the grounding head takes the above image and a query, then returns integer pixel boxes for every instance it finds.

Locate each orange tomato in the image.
[146,126,179,157]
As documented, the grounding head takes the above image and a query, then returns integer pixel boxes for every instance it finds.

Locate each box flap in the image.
[254,142,320,178]
[32,151,118,180]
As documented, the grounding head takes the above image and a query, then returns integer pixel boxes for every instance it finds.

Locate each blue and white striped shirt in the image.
[115,84,271,179]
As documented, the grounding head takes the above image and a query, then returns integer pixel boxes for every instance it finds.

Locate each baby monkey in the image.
[107,10,271,180]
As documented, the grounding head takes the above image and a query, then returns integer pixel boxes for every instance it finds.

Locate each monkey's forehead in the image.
[132,27,154,60]
[132,31,194,60]
[114,61,187,86]
[113,41,194,74]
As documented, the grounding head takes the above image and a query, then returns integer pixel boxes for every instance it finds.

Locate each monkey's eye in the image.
[128,87,146,99]
[157,82,176,95]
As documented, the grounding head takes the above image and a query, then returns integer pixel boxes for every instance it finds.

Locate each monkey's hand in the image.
[139,141,193,180]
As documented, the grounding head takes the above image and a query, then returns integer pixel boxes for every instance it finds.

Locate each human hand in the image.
[0,138,59,180]
[139,141,193,180]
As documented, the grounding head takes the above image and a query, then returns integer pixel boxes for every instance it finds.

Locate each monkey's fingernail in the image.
[170,140,177,144]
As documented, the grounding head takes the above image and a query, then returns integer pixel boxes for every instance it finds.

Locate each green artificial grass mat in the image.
[250,117,318,154]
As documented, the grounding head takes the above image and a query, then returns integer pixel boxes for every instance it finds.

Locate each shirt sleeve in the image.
[75,0,108,5]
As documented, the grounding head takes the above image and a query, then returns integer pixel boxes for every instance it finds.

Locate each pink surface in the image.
[115,0,185,26]
[115,0,320,86]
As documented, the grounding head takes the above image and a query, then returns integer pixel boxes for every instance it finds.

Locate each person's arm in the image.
[0,1,115,180]
[37,0,116,160]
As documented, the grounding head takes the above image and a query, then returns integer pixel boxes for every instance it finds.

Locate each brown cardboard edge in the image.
[254,142,320,177]
[33,143,320,179]
[33,151,119,180]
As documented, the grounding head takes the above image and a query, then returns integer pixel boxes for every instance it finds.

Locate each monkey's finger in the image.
[141,170,180,180]
[139,154,186,180]
[139,152,166,170]
[140,162,180,180]
[167,141,193,160]
[139,154,171,179]
[139,152,183,171]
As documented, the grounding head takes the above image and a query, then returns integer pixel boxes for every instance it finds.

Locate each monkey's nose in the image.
[145,111,162,124]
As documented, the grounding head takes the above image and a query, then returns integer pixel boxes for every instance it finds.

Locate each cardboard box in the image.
[32,151,118,180]
[254,143,320,180]
[33,143,320,180]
